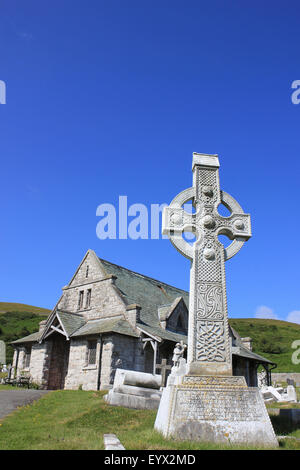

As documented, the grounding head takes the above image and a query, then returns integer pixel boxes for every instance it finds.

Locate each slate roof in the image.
[56,311,86,337]
[99,258,189,330]
[12,331,41,344]
[72,316,139,338]
[235,345,275,364]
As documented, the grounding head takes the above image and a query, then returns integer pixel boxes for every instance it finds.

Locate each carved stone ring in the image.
[163,187,251,261]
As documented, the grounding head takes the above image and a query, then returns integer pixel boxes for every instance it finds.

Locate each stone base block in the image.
[154,375,278,448]
[105,385,162,410]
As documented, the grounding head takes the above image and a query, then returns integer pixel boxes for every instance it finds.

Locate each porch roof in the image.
[12,331,41,344]
[71,316,139,338]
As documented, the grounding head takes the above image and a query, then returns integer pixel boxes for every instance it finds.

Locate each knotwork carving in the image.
[196,321,226,362]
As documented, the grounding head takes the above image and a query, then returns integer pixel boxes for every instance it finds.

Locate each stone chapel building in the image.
[12,249,274,390]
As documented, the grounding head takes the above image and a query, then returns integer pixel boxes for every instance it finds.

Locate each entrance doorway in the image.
[47,334,70,390]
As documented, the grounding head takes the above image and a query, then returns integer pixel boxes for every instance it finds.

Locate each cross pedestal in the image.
[154,153,278,447]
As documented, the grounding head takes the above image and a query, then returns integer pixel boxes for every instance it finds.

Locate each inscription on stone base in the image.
[182,375,246,388]
[176,388,263,421]
[155,378,278,447]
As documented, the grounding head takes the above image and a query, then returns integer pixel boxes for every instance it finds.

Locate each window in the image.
[78,290,84,310]
[86,265,89,278]
[176,315,185,333]
[85,289,92,308]
[24,347,31,369]
[87,340,97,365]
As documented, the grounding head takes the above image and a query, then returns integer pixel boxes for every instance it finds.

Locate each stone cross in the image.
[156,359,172,387]
[162,153,251,376]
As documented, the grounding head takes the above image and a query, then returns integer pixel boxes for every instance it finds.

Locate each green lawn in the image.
[0,389,299,450]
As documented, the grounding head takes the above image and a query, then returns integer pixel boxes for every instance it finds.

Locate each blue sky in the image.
[1,1,300,323]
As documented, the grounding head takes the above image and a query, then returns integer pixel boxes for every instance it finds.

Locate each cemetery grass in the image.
[0,390,299,450]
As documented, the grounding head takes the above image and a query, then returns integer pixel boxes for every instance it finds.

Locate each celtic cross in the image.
[162,153,251,376]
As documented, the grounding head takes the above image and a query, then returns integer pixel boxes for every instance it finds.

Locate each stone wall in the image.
[64,337,101,390]
[271,372,300,386]
[109,334,145,384]
[12,348,24,377]
[30,342,51,388]
[57,252,129,322]
[63,333,145,391]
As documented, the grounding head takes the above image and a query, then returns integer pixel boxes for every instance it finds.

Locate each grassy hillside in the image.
[0,303,51,364]
[0,302,50,315]
[229,318,300,373]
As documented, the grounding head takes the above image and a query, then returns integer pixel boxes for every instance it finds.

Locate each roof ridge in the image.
[98,257,189,295]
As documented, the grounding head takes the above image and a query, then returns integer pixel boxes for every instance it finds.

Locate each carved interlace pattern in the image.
[196,283,224,320]
[196,321,226,362]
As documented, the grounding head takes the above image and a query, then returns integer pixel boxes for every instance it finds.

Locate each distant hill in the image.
[0,302,50,315]
[0,303,51,364]
[229,318,300,373]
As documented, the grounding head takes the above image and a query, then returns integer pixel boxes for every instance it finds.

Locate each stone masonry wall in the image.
[108,334,145,385]
[63,333,145,391]
[64,337,101,391]
[30,342,52,388]
[271,372,300,386]
[12,347,26,377]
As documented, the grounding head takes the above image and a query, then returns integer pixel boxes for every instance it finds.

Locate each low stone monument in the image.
[105,369,162,410]
[259,373,298,404]
[154,153,278,447]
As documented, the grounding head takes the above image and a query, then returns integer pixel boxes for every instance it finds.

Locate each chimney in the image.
[241,337,252,351]
[125,304,141,328]
[39,320,47,333]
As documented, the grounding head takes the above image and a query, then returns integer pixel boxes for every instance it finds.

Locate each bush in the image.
[259,340,284,354]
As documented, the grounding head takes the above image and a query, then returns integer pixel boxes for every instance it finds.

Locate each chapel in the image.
[12,249,274,390]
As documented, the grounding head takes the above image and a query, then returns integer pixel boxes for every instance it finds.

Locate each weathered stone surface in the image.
[105,368,162,409]
[155,152,278,447]
[103,434,125,450]
[272,372,300,385]
[260,384,298,404]
[155,376,278,447]
[106,390,161,410]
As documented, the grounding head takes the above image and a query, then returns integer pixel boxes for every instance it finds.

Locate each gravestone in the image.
[287,378,295,386]
[0,340,6,365]
[105,369,162,409]
[156,359,172,387]
[155,153,278,447]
